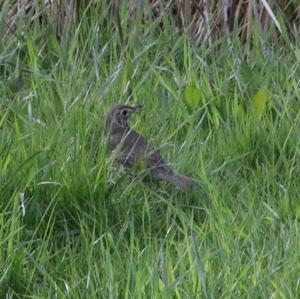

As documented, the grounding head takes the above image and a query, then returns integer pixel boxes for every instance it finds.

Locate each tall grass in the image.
[0,0,300,298]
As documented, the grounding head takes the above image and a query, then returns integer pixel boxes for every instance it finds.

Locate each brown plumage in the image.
[104,104,196,189]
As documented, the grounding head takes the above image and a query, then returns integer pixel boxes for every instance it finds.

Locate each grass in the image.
[1,3,300,298]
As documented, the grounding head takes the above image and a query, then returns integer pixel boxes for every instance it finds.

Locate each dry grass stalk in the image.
[1,0,299,48]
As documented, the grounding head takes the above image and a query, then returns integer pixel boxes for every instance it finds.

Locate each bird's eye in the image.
[120,109,128,116]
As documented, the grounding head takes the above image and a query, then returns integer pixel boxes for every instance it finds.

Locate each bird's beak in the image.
[132,104,143,112]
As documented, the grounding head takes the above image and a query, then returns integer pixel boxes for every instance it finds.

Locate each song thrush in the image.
[104,104,196,189]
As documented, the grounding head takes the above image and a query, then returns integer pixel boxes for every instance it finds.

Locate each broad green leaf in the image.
[251,89,269,118]
[184,85,201,108]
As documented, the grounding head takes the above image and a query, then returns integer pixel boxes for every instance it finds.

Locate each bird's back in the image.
[109,126,171,173]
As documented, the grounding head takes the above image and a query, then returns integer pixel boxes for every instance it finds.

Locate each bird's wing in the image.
[111,127,172,174]
[115,129,148,167]
[147,149,173,174]
[125,129,173,173]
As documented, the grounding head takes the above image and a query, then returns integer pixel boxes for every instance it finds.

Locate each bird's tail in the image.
[164,171,196,189]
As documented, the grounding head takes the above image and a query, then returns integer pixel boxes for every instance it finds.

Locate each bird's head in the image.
[104,104,143,131]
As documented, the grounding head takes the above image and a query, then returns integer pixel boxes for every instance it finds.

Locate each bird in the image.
[104,104,196,189]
